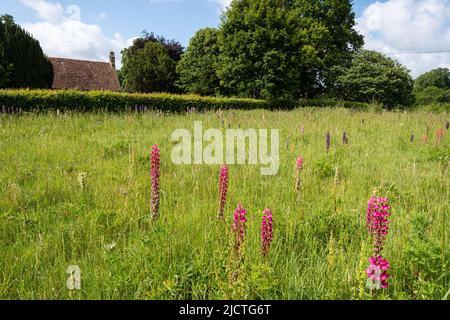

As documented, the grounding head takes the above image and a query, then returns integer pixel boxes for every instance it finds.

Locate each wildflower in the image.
[366,196,391,290]
[366,255,390,289]
[342,131,348,145]
[446,121,449,130]
[421,134,429,144]
[334,167,341,187]
[326,131,331,153]
[218,165,229,219]
[232,203,247,251]
[410,131,415,143]
[366,196,391,254]
[261,208,273,257]
[326,232,337,269]
[295,156,304,194]
[436,127,444,143]
[77,172,87,191]
[150,145,160,220]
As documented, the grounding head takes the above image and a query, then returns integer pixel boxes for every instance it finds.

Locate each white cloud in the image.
[210,0,232,12]
[357,0,450,78]
[20,0,64,23]
[20,0,132,68]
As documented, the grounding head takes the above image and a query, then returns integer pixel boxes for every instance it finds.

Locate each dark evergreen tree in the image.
[0,14,53,89]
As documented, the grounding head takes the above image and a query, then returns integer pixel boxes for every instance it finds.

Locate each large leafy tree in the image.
[217,0,363,99]
[332,50,414,107]
[0,14,53,89]
[121,32,183,93]
[121,41,178,93]
[414,68,450,91]
[413,68,450,105]
[176,28,222,96]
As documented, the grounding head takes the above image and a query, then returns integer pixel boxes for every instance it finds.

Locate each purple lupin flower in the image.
[326,131,331,153]
[342,131,348,145]
[232,203,247,252]
[218,165,229,219]
[261,208,273,257]
[150,145,160,220]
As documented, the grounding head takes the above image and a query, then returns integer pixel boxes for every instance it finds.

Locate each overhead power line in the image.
[384,50,450,55]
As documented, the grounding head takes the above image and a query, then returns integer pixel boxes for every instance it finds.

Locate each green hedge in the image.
[0,89,368,112]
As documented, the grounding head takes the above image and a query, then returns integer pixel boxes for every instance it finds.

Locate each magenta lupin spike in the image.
[261,208,273,257]
[218,165,229,219]
[150,145,160,220]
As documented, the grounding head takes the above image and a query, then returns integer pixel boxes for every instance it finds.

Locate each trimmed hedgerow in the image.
[0,89,368,112]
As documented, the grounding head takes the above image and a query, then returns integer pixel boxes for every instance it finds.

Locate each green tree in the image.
[413,68,450,105]
[217,0,363,99]
[414,68,450,91]
[176,28,221,96]
[414,86,450,105]
[332,50,414,107]
[121,41,177,93]
[0,14,53,88]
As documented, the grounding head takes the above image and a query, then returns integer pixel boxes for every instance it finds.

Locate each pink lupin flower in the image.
[218,165,229,219]
[295,156,304,195]
[436,127,444,143]
[232,203,247,252]
[150,145,160,220]
[367,196,391,254]
[261,208,273,257]
[366,196,391,289]
[366,255,390,289]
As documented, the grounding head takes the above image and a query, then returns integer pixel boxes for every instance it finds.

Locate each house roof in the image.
[49,57,121,92]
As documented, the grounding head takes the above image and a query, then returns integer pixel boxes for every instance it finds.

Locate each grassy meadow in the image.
[0,107,449,300]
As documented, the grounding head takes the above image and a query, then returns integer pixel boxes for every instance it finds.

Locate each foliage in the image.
[130,31,184,62]
[121,41,178,93]
[0,14,53,89]
[414,86,450,105]
[121,32,184,93]
[176,28,222,96]
[413,68,450,106]
[331,50,414,107]
[216,0,363,99]
[0,89,369,112]
[414,68,450,92]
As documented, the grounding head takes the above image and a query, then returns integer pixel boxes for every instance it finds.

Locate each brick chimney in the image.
[109,50,116,70]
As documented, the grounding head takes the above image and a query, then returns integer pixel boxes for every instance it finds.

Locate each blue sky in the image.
[1,0,450,76]
[2,0,373,47]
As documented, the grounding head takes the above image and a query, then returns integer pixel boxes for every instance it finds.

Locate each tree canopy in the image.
[121,41,178,93]
[331,50,414,107]
[176,28,221,96]
[215,0,363,99]
[414,68,450,92]
[121,32,183,93]
[0,14,53,89]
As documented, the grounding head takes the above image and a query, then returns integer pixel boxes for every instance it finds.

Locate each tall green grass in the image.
[0,107,448,299]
